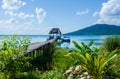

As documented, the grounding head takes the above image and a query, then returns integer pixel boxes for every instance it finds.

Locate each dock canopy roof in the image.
[49,28,61,34]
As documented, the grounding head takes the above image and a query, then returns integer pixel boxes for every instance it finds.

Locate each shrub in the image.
[53,48,75,71]
[103,36,120,52]
[0,35,31,78]
[40,68,62,79]
[109,50,120,78]
[16,69,41,79]
[72,40,99,56]
[67,40,117,79]
[38,48,75,79]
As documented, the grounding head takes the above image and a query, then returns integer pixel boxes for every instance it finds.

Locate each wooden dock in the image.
[25,39,56,59]
[27,39,56,53]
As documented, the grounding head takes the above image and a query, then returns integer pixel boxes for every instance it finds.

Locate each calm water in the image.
[29,35,112,48]
[0,35,116,48]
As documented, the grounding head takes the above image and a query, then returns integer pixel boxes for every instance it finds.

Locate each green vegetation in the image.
[68,40,117,79]
[39,48,75,79]
[103,36,120,78]
[0,35,31,78]
[103,36,120,52]
[0,35,74,79]
[0,35,120,79]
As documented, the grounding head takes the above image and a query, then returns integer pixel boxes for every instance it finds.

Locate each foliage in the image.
[68,40,117,79]
[0,35,74,79]
[38,48,74,79]
[109,49,120,78]
[40,68,62,79]
[1,35,120,79]
[72,40,99,56]
[0,34,31,78]
[53,48,75,71]
[103,36,120,52]
[16,69,41,79]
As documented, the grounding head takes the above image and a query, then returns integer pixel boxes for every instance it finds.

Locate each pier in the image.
[24,28,70,61]
[25,28,61,59]
[26,39,56,59]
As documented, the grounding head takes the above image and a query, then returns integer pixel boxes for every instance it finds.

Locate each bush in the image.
[38,48,75,79]
[67,40,117,79]
[16,69,41,79]
[109,51,120,78]
[0,35,31,78]
[40,68,62,79]
[53,48,75,71]
[103,36,120,52]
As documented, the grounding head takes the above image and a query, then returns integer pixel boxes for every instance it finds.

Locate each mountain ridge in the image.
[65,24,120,35]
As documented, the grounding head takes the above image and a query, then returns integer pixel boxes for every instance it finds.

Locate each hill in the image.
[65,24,120,35]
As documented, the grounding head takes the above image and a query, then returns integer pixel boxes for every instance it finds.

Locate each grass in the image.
[53,48,75,71]
[103,36,120,52]
[39,48,75,79]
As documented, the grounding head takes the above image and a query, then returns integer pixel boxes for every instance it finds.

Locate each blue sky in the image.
[0,0,120,35]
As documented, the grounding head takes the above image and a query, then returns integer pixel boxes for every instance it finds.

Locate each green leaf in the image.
[88,40,94,47]
[86,53,92,62]
[72,40,82,52]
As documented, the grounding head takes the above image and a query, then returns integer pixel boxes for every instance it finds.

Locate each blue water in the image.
[29,35,112,48]
[0,35,116,48]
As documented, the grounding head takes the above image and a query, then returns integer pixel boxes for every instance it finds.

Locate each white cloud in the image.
[5,11,34,19]
[0,18,18,24]
[1,0,46,26]
[1,0,35,25]
[76,9,89,16]
[2,0,26,11]
[97,0,120,25]
[0,0,47,34]
[5,18,17,24]
[93,11,99,17]
[35,8,46,23]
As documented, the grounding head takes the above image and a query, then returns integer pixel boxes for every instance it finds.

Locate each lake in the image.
[29,35,113,48]
[0,35,115,48]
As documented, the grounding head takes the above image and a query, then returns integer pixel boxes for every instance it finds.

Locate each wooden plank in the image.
[27,42,46,53]
[27,39,56,53]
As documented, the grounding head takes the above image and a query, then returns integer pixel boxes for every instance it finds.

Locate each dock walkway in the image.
[25,39,56,59]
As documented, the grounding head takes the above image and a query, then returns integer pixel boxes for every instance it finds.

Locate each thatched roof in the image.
[49,28,61,34]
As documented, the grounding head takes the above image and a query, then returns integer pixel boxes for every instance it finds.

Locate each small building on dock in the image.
[48,28,70,43]
[48,28,62,40]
